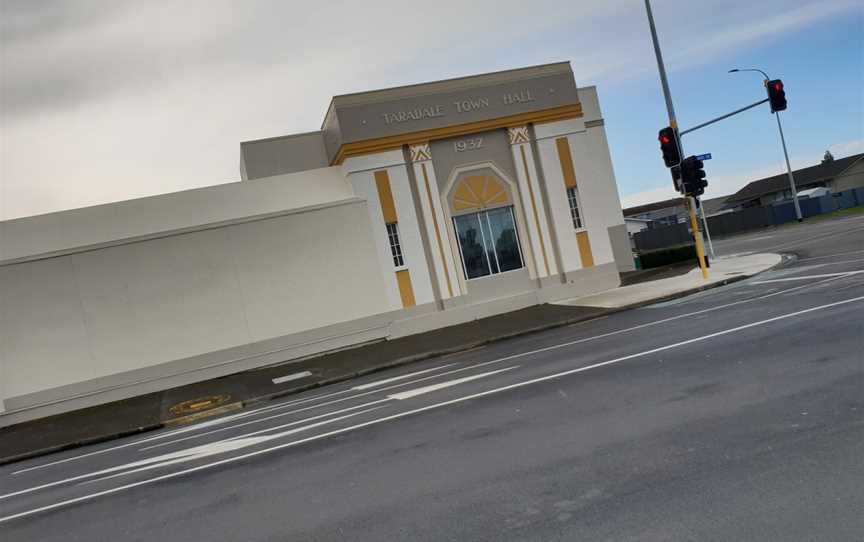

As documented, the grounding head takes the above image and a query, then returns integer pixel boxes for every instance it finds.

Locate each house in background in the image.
[724,153,864,210]
[623,198,686,233]
[623,194,729,234]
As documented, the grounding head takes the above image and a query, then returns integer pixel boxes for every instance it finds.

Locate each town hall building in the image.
[0,62,632,425]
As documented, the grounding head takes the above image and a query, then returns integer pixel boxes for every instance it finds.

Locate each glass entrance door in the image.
[453,206,524,280]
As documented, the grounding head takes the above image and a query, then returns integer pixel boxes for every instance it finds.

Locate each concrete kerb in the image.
[0,424,163,467]
[0,254,791,467]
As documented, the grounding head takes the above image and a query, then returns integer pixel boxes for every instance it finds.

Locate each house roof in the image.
[726,153,864,203]
[623,197,684,217]
[700,195,730,216]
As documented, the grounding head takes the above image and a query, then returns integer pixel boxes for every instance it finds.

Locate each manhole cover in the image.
[169,394,231,416]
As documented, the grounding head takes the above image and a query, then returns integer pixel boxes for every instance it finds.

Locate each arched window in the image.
[450,174,523,279]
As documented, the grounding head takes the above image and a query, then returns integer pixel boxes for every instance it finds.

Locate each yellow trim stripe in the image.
[374,170,397,224]
[396,269,416,308]
[333,104,583,165]
[576,231,594,268]
[519,145,550,276]
[421,162,454,298]
[555,137,578,189]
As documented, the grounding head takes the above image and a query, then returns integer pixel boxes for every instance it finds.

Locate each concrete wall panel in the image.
[0,201,390,401]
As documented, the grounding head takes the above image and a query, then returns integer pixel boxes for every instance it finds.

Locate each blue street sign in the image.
[695,153,712,161]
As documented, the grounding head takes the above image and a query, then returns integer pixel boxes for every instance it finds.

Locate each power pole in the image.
[644,0,709,279]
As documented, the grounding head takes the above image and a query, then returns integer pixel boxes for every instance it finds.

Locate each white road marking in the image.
[271,371,312,384]
[127,363,510,449]
[752,271,864,284]
[0,407,384,502]
[351,364,458,390]
[769,225,864,251]
[11,409,263,475]
[387,367,518,400]
[83,407,388,486]
[12,364,464,474]
[139,399,391,451]
[798,249,864,262]
[795,257,864,267]
[2,295,860,524]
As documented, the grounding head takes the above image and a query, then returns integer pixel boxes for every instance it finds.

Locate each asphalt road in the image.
[2,214,863,541]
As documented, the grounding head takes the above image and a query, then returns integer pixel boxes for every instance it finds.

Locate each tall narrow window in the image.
[567,186,583,229]
[386,222,405,267]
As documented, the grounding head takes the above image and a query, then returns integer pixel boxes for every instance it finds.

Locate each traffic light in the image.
[671,164,682,193]
[766,79,787,112]
[680,156,708,197]
[658,126,681,167]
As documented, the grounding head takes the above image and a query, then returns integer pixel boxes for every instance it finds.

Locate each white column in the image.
[408,143,462,299]
[387,161,435,306]
[346,169,402,311]
[534,118,587,273]
[343,150,435,308]
[508,125,558,278]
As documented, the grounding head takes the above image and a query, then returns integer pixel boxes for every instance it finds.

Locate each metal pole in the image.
[679,98,769,136]
[699,200,715,258]
[644,0,678,129]
[644,0,709,278]
[729,68,802,222]
[775,111,802,221]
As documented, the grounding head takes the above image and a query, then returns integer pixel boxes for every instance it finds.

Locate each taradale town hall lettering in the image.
[381,89,536,125]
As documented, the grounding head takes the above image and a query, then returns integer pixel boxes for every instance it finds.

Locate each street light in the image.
[729,68,802,221]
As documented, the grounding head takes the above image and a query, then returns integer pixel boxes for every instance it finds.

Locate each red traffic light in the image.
[767,79,787,112]
[658,127,681,168]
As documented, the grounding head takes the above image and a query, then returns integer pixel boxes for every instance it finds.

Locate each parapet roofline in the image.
[321,61,573,125]
[240,130,323,147]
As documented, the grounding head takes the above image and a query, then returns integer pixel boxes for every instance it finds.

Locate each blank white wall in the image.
[0,166,354,264]
[0,200,390,400]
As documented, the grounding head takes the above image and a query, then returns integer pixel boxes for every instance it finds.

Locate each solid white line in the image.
[83,407,388,486]
[128,363,506,449]
[2,295,860,524]
[798,249,864,262]
[351,364,457,390]
[0,406,385,502]
[752,271,863,284]
[13,364,463,474]
[139,399,392,451]
[770,225,864,251]
[11,409,262,475]
[387,367,518,400]
[791,257,864,267]
[271,371,312,384]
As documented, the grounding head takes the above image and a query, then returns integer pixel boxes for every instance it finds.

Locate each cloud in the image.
[828,139,864,157]
[1,0,860,219]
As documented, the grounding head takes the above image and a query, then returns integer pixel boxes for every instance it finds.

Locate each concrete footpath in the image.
[0,252,782,465]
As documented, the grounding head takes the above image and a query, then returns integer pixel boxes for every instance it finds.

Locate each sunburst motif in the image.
[453,175,510,212]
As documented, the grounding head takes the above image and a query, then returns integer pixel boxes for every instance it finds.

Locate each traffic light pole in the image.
[775,110,803,222]
[644,0,709,279]
[729,69,802,222]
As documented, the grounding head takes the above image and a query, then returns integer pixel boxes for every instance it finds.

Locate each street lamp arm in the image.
[729,67,770,81]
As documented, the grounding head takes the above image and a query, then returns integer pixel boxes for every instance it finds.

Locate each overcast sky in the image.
[1,0,862,220]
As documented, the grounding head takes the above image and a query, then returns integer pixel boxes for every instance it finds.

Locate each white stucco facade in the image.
[0,62,632,425]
